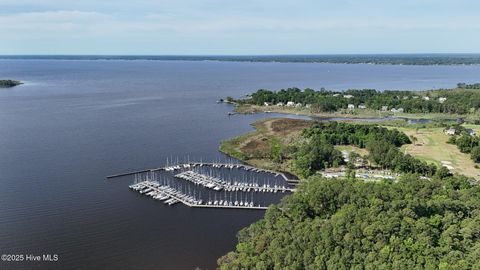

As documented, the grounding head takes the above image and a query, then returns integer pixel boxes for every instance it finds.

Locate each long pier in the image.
[106,162,298,184]
[106,169,152,179]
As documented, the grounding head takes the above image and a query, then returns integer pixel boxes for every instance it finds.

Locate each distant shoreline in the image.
[2,54,480,65]
[233,104,466,121]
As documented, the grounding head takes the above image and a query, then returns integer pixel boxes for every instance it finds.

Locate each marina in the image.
[129,180,268,210]
[109,161,296,210]
[174,170,295,193]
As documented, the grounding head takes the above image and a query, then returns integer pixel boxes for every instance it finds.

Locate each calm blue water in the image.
[1,60,480,270]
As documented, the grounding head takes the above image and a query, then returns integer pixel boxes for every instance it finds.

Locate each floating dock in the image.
[130,181,268,210]
[175,170,295,193]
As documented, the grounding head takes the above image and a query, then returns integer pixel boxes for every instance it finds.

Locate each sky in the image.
[0,0,479,55]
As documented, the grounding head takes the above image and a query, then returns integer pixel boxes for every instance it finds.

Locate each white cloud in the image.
[0,4,479,54]
[0,11,111,34]
[2,9,478,38]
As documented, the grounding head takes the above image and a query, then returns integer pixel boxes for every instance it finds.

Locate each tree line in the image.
[218,173,480,270]
[457,83,480,89]
[292,122,438,178]
[5,55,480,65]
[447,127,480,163]
[240,86,480,114]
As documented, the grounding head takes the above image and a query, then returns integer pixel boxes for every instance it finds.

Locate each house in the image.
[412,96,419,99]
[276,102,284,106]
[444,128,457,136]
[263,102,272,106]
[347,104,355,110]
[332,93,340,97]
[423,96,430,101]
[381,106,388,112]
[295,103,302,108]
[438,97,447,103]
[343,95,354,99]
[466,129,476,136]
[391,108,404,113]
[358,104,366,109]
[305,104,312,109]
[403,96,409,100]
[286,101,295,107]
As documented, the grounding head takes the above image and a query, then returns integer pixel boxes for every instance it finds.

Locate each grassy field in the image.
[395,126,480,180]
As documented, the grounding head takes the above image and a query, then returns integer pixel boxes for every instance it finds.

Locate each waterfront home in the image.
[343,94,354,99]
[276,102,284,106]
[295,103,302,108]
[305,104,311,108]
[286,101,295,107]
[358,104,366,109]
[381,106,388,112]
[264,102,272,106]
[438,97,447,103]
[347,104,355,110]
[444,128,457,136]
[467,128,476,136]
[391,108,404,113]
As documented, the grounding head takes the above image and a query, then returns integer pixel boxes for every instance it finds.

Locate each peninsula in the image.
[230,83,480,122]
[218,85,480,270]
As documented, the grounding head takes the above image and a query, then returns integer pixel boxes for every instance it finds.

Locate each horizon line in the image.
[1,53,480,57]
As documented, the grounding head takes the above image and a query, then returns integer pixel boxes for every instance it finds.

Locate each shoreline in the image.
[2,55,480,66]
[219,115,480,181]
[219,118,312,180]
[233,103,469,121]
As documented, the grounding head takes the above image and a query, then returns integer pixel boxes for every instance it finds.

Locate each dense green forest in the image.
[292,122,437,178]
[218,174,480,270]
[241,86,480,114]
[0,79,22,88]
